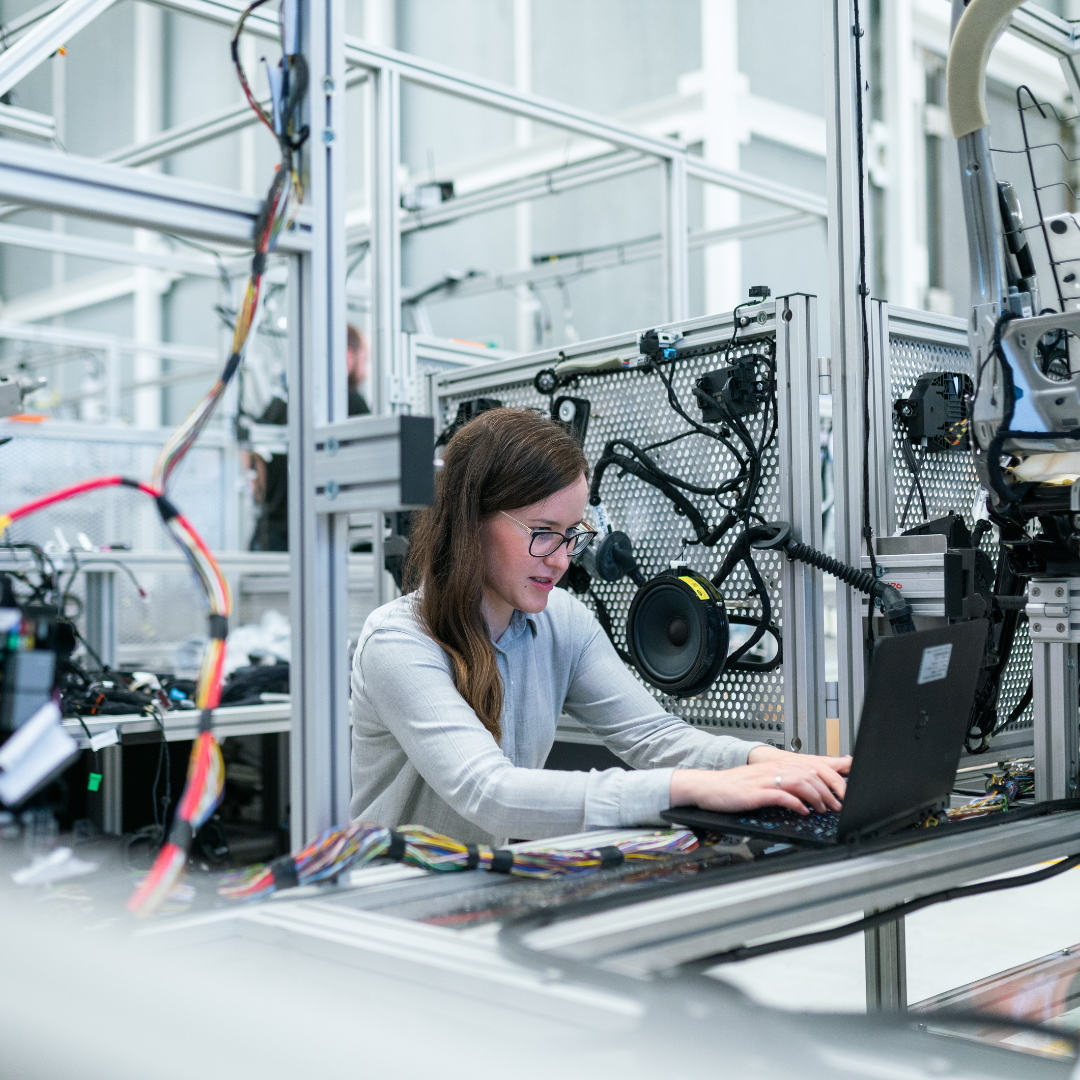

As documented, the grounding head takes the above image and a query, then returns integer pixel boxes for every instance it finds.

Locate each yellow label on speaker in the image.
[679,575,710,600]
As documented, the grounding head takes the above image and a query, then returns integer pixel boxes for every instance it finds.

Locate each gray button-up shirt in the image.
[350,586,760,844]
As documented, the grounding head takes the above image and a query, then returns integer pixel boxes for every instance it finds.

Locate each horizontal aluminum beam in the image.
[687,157,828,218]
[0,221,226,276]
[523,811,1080,974]
[0,103,55,141]
[406,212,818,306]
[0,319,216,364]
[342,37,683,159]
[0,0,119,99]
[61,701,291,747]
[0,139,311,251]
[312,414,435,513]
[398,151,655,236]
[103,67,369,169]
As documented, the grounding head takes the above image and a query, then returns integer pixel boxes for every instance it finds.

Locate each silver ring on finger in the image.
[775,775,783,788]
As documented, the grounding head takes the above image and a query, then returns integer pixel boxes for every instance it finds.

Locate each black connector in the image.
[695,363,768,421]
[894,372,973,452]
[435,397,503,448]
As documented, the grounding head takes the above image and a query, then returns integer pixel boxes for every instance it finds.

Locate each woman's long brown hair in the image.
[405,408,588,743]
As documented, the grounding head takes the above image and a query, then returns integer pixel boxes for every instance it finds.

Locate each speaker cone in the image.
[626,568,729,697]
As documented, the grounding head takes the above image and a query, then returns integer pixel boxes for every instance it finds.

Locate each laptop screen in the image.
[838,619,988,840]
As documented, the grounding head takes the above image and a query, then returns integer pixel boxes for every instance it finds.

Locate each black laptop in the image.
[664,620,988,848]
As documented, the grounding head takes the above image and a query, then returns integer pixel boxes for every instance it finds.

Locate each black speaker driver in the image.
[626,568,729,697]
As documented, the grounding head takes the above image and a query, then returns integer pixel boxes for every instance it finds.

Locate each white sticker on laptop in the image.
[917,643,953,685]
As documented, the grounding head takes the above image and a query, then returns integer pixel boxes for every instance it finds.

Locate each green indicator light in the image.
[87,773,103,792]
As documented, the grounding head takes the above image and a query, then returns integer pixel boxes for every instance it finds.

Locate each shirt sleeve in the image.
[562,602,762,807]
[354,626,693,839]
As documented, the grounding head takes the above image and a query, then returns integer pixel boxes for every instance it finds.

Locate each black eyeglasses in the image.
[500,511,598,557]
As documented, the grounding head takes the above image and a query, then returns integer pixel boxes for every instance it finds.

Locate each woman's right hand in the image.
[669,756,850,816]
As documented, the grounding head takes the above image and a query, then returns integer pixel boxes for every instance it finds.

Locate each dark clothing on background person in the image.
[247,390,370,552]
[248,396,289,552]
[348,387,370,417]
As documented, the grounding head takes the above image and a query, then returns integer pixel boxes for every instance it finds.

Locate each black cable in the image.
[899,439,928,528]
[588,588,634,665]
[853,0,878,656]
[680,851,1080,971]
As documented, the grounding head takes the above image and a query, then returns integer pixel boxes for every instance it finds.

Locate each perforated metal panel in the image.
[871,306,1032,743]
[435,301,824,746]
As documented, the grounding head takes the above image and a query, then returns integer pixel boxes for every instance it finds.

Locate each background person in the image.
[247,324,370,551]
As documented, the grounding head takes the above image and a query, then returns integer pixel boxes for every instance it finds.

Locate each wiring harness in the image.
[218,823,699,901]
[582,315,782,667]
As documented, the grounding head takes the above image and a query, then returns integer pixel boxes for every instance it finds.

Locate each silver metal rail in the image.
[520,811,1080,976]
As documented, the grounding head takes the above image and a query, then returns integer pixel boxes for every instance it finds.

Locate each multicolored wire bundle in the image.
[923,763,1036,826]
[0,476,232,915]
[152,1,305,493]
[218,824,700,901]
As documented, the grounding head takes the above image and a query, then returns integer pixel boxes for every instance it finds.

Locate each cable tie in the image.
[595,845,625,869]
[208,614,229,640]
[222,352,242,383]
[118,477,141,489]
[489,848,515,874]
[385,829,406,862]
[269,854,299,891]
[251,252,267,276]
[155,494,180,521]
[464,843,480,870]
[198,709,214,733]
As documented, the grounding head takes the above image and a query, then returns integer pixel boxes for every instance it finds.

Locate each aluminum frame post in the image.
[864,915,907,1012]
[83,569,116,671]
[661,152,689,323]
[1031,639,1080,802]
[371,63,402,416]
[825,0,872,753]
[288,0,351,847]
[775,294,827,755]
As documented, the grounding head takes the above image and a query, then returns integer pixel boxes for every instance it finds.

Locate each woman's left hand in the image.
[746,744,851,807]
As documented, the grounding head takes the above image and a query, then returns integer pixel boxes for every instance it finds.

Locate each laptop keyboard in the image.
[735,807,841,840]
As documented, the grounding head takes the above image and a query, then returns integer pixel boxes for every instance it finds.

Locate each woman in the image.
[351,408,849,844]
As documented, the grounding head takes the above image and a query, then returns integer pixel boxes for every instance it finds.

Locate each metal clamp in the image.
[1026,579,1080,642]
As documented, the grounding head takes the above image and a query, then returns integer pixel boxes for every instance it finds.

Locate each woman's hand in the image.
[669,748,852,815]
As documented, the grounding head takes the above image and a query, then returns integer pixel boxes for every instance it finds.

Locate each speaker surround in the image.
[626,568,729,697]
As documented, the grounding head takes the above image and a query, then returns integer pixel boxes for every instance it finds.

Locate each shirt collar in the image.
[495,609,537,649]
